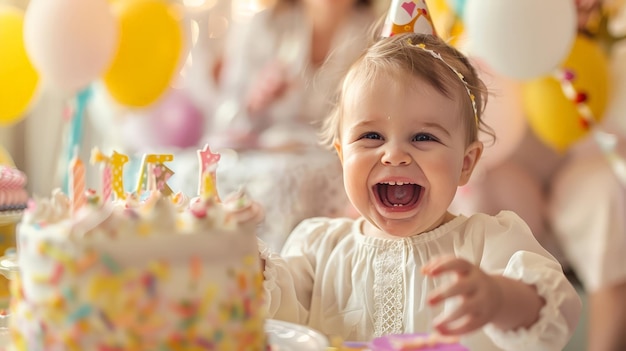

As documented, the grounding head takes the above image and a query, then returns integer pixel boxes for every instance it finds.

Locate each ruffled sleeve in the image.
[260,217,353,325]
[475,212,582,350]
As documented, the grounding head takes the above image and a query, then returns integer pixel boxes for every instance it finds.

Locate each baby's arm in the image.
[422,255,544,334]
[258,239,310,323]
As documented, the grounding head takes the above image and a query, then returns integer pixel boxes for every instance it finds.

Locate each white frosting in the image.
[11,189,266,350]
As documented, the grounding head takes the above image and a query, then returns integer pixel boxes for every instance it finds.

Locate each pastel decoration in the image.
[464,0,577,79]
[0,5,39,126]
[150,89,205,148]
[522,35,609,152]
[196,144,220,197]
[135,153,174,194]
[69,155,86,214]
[382,0,437,37]
[102,165,112,203]
[23,0,118,93]
[109,151,129,200]
[472,58,526,169]
[103,0,184,107]
[90,148,113,203]
[153,164,175,196]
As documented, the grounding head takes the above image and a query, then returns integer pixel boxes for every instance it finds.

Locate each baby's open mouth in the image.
[375,181,422,209]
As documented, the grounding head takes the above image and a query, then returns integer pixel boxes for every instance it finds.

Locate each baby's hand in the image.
[421,255,503,336]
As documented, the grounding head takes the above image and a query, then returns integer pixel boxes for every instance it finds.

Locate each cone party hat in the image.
[381,0,437,37]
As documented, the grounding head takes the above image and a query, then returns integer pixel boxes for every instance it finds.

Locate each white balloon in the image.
[24,0,118,93]
[464,0,577,80]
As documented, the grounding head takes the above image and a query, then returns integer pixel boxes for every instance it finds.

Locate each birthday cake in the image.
[8,146,267,351]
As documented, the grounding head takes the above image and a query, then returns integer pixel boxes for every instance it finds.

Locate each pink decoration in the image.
[69,156,86,213]
[153,163,174,196]
[136,154,174,194]
[102,164,112,203]
[401,1,416,16]
[150,89,205,148]
[90,148,113,203]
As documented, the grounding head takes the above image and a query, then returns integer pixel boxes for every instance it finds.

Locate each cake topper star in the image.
[197,144,221,199]
[197,144,221,174]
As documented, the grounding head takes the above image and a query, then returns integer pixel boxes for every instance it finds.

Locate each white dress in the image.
[213,5,376,251]
[261,211,581,351]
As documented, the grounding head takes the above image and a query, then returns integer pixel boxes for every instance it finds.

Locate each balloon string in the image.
[62,86,93,194]
[553,68,626,188]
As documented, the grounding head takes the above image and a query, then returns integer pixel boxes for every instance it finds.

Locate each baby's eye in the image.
[412,133,437,142]
[361,132,382,140]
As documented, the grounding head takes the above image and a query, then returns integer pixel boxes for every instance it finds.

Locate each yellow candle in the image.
[110,151,129,200]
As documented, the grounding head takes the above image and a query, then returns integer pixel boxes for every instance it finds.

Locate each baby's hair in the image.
[321,32,494,148]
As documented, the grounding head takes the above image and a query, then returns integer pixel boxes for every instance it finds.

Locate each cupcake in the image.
[0,165,28,216]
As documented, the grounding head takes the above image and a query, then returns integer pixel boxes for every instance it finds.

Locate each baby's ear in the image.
[459,141,483,186]
[334,141,344,164]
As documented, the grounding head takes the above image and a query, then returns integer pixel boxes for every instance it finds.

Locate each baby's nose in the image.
[381,143,411,166]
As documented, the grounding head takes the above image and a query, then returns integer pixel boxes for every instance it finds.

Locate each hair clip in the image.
[408,39,478,126]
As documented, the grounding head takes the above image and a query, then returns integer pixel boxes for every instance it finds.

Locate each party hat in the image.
[381,0,437,37]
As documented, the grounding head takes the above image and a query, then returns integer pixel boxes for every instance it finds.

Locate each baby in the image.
[258,33,582,351]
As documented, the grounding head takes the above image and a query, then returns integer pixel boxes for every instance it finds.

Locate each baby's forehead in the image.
[342,70,457,106]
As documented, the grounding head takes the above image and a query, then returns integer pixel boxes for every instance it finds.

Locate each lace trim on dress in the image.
[373,241,405,337]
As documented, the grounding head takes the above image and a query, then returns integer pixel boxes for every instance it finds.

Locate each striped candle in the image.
[102,164,112,203]
[69,156,86,213]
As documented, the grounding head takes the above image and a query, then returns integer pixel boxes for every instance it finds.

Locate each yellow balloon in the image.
[104,0,183,107]
[522,35,609,152]
[0,5,39,126]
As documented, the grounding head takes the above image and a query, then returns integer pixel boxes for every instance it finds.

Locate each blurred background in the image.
[1,0,626,350]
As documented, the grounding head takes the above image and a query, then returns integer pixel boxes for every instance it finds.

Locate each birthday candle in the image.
[200,170,216,200]
[110,151,129,200]
[196,144,220,197]
[90,147,113,203]
[102,164,112,203]
[69,155,86,213]
[153,164,175,196]
[136,153,174,193]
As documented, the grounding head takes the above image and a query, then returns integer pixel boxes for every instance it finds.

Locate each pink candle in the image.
[102,164,112,203]
[69,156,86,213]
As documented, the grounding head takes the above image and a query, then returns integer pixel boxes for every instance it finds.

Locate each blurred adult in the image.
[210,0,378,251]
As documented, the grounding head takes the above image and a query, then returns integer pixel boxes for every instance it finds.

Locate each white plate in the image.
[266,319,329,351]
